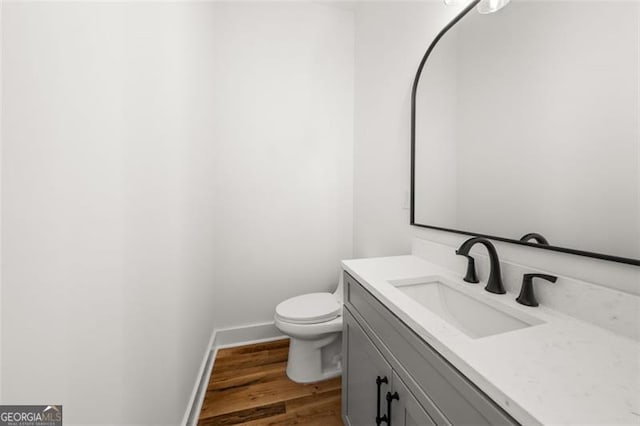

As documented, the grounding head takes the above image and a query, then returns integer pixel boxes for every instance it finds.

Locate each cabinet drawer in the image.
[344,272,517,426]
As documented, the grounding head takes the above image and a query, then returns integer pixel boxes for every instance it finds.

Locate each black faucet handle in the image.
[516,273,557,307]
[456,252,479,283]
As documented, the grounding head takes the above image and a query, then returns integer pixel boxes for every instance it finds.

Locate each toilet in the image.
[274,276,343,383]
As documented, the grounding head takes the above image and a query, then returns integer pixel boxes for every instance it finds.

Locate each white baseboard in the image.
[180,322,285,426]
[180,330,216,426]
[215,322,284,349]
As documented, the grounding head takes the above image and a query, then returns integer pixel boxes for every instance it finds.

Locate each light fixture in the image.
[476,0,511,14]
[443,0,511,14]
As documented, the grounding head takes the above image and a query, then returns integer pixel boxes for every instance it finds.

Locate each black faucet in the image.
[455,237,505,294]
[519,232,549,245]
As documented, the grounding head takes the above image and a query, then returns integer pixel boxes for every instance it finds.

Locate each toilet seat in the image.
[275,292,341,324]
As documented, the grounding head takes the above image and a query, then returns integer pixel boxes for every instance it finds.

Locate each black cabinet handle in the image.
[375,376,388,425]
[380,391,399,426]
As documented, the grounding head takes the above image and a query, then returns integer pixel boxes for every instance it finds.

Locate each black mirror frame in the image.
[409,0,640,267]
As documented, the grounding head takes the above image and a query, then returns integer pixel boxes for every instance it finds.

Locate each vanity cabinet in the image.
[344,309,434,426]
[342,272,518,426]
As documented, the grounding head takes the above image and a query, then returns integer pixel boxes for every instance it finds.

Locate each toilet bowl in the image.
[274,276,343,383]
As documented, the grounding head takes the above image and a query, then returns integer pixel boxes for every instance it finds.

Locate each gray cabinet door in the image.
[391,371,436,426]
[344,309,393,426]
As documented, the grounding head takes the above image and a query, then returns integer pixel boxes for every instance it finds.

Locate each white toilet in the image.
[274,276,343,383]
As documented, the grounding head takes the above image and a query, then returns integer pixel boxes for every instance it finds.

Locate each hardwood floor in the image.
[198,339,343,425]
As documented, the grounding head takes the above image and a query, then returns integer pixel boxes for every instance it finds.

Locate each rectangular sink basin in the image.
[390,276,544,339]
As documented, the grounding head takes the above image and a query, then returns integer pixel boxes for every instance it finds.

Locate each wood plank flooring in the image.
[198,339,343,425]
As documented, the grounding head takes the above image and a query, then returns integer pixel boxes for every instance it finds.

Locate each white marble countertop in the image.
[342,255,640,425]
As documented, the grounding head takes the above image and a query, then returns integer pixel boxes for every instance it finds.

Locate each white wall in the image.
[0,0,3,403]
[208,3,354,329]
[1,2,353,424]
[353,1,639,295]
[354,1,464,258]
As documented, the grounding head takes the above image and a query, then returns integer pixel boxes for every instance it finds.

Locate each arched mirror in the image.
[411,0,640,266]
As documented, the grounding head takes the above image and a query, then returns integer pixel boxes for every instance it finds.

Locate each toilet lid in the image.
[275,292,341,324]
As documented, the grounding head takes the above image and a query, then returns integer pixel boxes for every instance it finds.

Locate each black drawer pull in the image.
[381,391,399,426]
[375,376,388,425]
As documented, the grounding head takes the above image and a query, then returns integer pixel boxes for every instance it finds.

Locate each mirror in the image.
[411,0,640,266]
